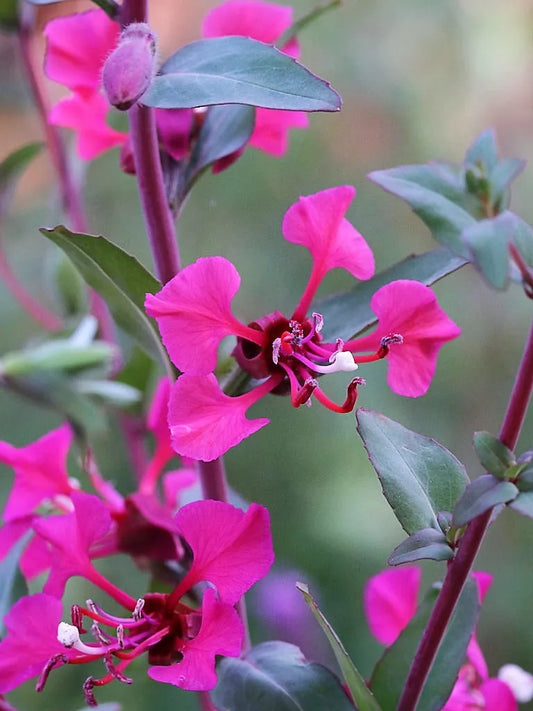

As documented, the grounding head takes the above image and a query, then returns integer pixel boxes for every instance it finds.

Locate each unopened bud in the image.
[102,23,157,111]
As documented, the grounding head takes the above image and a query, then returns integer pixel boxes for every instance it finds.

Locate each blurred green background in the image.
[1,0,533,708]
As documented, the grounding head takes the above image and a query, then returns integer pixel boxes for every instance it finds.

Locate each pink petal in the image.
[147,587,243,691]
[282,186,375,284]
[350,280,461,397]
[162,469,197,509]
[202,1,297,49]
[145,257,253,375]
[443,671,485,711]
[174,500,274,604]
[168,374,270,461]
[49,92,127,161]
[472,571,493,603]
[0,594,73,693]
[0,424,72,522]
[44,9,119,92]
[481,678,518,711]
[467,636,488,681]
[0,516,33,561]
[147,377,174,459]
[155,108,194,161]
[363,567,421,646]
[250,108,308,157]
[32,492,112,597]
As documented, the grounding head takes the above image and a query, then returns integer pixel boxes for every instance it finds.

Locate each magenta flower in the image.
[0,500,273,702]
[145,185,460,460]
[43,1,309,164]
[202,0,309,157]
[364,567,522,710]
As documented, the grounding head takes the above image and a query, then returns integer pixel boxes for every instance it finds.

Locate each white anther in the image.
[313,352,358,374]
[57,622,104,655]
[498,664,533,702]
[311,313,324,333]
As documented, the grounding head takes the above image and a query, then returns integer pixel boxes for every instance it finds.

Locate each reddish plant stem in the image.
[0,247,63,331]
[17,7,115,342]
[398,317,533,711]
[197,691,218,711]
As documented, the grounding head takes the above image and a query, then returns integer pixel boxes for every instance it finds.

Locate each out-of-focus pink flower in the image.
[364,567,524,710]
[202,0,308,158]
[0,500,274,703]
[146,186,459,460]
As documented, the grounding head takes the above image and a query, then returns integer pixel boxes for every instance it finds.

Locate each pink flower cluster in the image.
[0,379,274,703]
[146,185,460,461]
[44,1,308,162]
[364,567,533,710]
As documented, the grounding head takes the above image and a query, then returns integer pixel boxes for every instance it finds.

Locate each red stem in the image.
[397,317,533,711]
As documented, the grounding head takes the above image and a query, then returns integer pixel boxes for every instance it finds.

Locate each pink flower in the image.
[146,186,459,460]
[44,1,311,163]
[0,500,273,703]
[364,567,521,710]
[202,0,308,157]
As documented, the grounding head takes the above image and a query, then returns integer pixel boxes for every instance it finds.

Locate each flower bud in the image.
[102,23,157,111]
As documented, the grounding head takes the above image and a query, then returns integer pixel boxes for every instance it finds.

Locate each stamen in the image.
[83,677,98,707]
[58,622,105,656]
[293,350,358,375]
[293,378,318,407]
[36,654,69,693]
[133,598,145,621]
[104,653,132,684]
[272,337,281,364]
[312,377,365,413]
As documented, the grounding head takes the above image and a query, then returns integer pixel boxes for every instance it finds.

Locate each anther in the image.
[293,378,318,407]
[133,598,145,621]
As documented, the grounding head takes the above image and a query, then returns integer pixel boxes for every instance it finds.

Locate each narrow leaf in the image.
[473,431,515,479]
[297,583,382,711]
[0,142,43,214]
[368,167,476,255]
[357,409,469,535]
[388,529,454,566]
[0,340,114,377]
[464,129,498,171]
[142,36,341,111]
[277,0,342,47]
[452,475,519,527]
[370,579,479,711]
[0,533,30,636]
[490,158,525,205]
[212,641,355,711]
[319,247,466,342]
[40,227,169,369]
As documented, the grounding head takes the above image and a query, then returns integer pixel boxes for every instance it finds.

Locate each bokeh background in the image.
[1,0,533,708]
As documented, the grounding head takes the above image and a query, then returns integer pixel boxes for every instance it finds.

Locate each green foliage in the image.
[40,227,169,369]
[318,247,466,342]
[142,36,341,111]
[0,142,43,215]
[297,583,383,711]
[452,475,519,527]
[472,431,516,479]
[370,579,479,711]
[276,0,342,47]
[387,528,454,566]
[356,409,469,535]
[212,641,355,710]
[0,0,18,31]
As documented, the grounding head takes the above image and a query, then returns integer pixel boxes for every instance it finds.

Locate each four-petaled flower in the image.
[145,185,460,461]
[0,500,274,702]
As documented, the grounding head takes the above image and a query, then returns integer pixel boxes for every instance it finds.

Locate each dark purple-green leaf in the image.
[212,641,355,711]
[318,247,466,342]
[388,528,454,566]
[452,474,519,527]
[142,36,341,111]
[370,579,479,711]
[462,215,511,290]
[356,410,469,535]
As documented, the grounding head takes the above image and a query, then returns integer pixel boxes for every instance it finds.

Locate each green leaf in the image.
[490,158,525,207]
[297,583,382,711]
[0,533,30,636]
[509,213,533,269]
[75,379,140,407]
[212,641,355,711]
[319,247,466,343]
[40,227,169,369]
[142,36,341,112]
[464,129,498,172]
[277,0,342,47]
[509,491,533,519]
[357,410,469,535]
[0,142,43,214]
[370,579,479,711]
[473,431,516,479]
[462,216,511,289]
[368,166,476,255]
[27,0,119,17]
[388,529,454,566]
[178,104,255,204]
[452,475,519,527]
[0,340,114,377]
